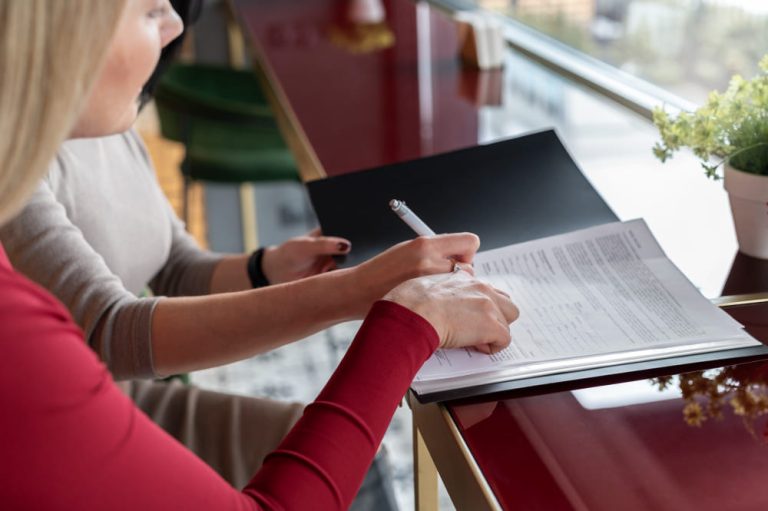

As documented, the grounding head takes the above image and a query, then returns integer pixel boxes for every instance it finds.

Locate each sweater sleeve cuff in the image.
[102,297,159,380]
[367,300,440,354]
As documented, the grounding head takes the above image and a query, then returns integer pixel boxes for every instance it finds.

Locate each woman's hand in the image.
[261,228,351,284]
[348,233,481,316]
[384,270,519,354]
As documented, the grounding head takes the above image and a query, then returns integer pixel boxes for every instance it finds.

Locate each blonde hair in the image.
[0,0,127,224]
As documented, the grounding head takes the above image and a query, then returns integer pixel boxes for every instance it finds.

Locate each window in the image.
[472,0,768,104]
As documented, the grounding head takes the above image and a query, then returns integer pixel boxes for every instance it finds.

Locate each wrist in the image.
[335,266,375,319]
[368,300,440,352]
[382,286,446,342]
[261,245,281,283]
[247,247,271,288]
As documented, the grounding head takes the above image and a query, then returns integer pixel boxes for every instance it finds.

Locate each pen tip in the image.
[389,199,400,209]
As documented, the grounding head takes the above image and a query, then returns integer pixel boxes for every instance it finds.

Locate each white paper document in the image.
[412,220,760,396]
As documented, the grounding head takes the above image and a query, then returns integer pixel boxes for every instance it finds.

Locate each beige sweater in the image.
[0,129,222,379]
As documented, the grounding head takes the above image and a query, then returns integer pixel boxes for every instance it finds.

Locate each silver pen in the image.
[390,199,468,276]
[389,199,436,236]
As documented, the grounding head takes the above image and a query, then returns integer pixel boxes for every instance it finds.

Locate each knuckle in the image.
[480,298,497,315]
[410,240,432,262]
[509,303,520,321]
[412,236,429,251]
[394,239,410,251]
[475,281,494,295]
[415,258,432,275]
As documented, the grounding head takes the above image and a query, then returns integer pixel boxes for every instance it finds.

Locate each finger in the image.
[474,344,493,355]
[500,299,520,324]
[308,256,336,276]
[308,237,352,255]
[446,263,476,279]
[430,256,460,275]
[472,324,510,355]
[485,338,510,354]
[319,257,337,273]
[451,261,475,276]
[430,233,481,262]
[464,307,510,354]
[488,328,512,352]
[486,319,512,353]
[486,289,519,324]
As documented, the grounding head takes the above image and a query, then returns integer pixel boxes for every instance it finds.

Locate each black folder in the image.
[308,129,768,403]
[308,130,617,267]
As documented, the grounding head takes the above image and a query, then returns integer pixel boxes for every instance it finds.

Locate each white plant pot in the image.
[724,164,768,259]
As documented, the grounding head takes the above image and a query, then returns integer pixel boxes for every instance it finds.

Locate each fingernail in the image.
[338,242,350,252]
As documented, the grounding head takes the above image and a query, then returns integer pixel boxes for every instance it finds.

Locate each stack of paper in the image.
[412,220,759,397]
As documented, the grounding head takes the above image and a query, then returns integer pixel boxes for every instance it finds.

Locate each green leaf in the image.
[652,54,768,179]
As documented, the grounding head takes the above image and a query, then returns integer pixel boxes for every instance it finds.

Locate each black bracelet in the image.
[247,248,271,288]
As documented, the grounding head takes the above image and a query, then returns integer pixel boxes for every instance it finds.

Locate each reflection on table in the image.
[230,0,768,509]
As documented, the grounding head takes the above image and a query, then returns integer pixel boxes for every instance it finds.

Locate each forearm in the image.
[245,301,438,509]
[209,254,251,294]
[5,279,434,510]
[151,267,362,375]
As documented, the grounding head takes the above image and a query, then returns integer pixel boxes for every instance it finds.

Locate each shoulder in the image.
[0,259,73,325]
[0,264,109,406]
[0,263,85,353]
[57,130,154,180]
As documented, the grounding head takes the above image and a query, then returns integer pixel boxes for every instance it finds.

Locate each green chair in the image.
[154,63,300,250]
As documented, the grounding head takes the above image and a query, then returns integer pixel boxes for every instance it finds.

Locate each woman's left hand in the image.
[261,228,351,284]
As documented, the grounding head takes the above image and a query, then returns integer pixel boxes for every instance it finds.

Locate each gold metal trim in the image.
[224,0,327,183]
[711,293,768,308]
[238,183,259,251]
[413,425,439,511]
[409,393,502,511]
[438,404,503,511]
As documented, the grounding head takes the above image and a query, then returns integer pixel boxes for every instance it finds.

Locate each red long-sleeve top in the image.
[0,244,438,510]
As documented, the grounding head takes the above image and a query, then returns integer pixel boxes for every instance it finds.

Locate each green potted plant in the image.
[653,55,768,259]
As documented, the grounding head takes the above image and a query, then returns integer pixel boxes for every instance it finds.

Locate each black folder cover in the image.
[307,129,768,403]
[308,130,617,267]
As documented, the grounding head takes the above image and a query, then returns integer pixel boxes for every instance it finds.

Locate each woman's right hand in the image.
[347,233,480,317]
[383,270,519,354]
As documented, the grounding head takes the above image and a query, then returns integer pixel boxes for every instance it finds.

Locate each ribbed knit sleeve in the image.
[0,180,159,379]
[244,300,439,508]
[0,130,225,380]
[1,241,439,511]
[146,201,222,297]
[125,129,224,298]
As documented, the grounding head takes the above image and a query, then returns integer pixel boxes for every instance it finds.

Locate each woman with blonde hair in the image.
[0,0,518,509]
[1,1,491,500]
[0,0,484,382]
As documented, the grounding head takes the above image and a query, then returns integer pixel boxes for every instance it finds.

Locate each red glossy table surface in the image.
[451,299,768,510]
[233,1,768,509]
[234,0,481,177]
